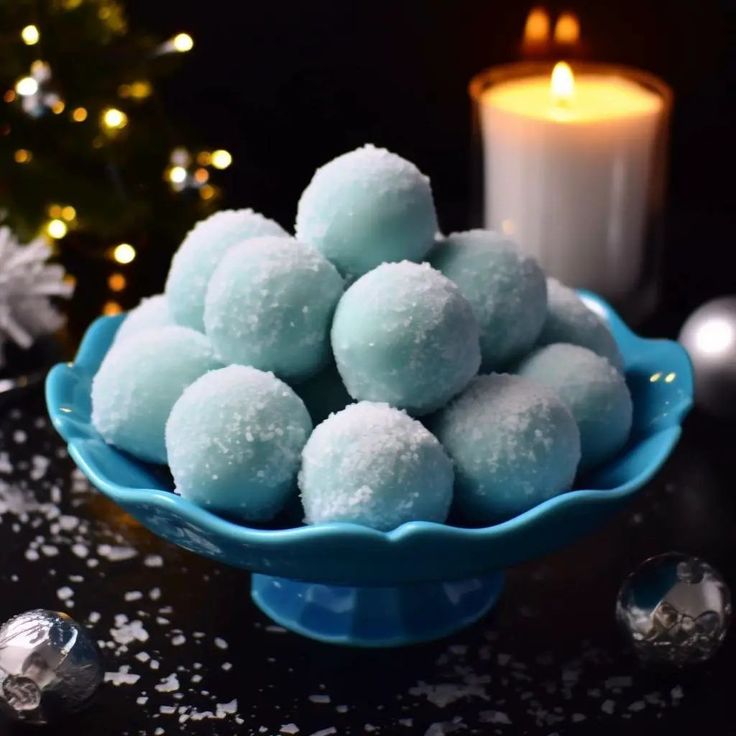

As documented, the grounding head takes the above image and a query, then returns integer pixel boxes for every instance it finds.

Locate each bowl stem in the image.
[251,572,505,647]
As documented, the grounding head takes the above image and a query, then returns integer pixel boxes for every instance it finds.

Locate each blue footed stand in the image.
[251,573,505,647]
[46,293,693,649]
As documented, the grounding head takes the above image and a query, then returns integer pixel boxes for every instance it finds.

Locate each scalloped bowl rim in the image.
[47,290,693,551]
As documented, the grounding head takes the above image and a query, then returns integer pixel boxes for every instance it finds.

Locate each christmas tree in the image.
[0,0,232,330]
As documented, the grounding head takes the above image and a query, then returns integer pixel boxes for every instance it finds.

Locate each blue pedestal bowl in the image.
[46,292,693,647]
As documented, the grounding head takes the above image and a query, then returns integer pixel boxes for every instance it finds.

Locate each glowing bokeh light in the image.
[21,25,40,45]
[113,243,136,264]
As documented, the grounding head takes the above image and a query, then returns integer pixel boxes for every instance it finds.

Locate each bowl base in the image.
[251,572,505,647]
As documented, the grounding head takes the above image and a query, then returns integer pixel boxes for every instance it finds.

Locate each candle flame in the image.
[553,12,580,45]
[550,61,575,105]
[523,7,551,45]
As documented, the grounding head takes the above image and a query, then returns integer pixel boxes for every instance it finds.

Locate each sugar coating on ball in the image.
[92,326,219,464]
[331,261,481,416]
[433,374,581,522]
[295,144,438,278]
[537,278,624,371]
[165,208,286,331]
[204,236,344,381]
[113,294,172,345]
[517,343,633,470]
[166,365,312,522]
[293,361,354,426]
[431,230,547,371]
[299,402,453,531]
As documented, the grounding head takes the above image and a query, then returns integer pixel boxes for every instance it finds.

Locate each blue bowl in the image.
[46,292,692,647]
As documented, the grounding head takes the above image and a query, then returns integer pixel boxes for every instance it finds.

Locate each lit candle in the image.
[471,61,671,307]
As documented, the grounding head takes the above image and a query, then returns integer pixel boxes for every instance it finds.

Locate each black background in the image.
[124,0,736,333]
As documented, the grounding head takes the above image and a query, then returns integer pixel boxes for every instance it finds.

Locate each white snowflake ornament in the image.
[0,226,74,368]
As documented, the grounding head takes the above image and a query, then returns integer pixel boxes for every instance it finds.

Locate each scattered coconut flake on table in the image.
[1,387,698,736]
[105,670,141,686]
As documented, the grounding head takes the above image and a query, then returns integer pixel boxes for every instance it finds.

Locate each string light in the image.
[112,243,136,264]
[71,106,88,122]
[61,205,76,221]
[102,301,122,316]
[48,204,63,218]
[4,90,16,103]
[46,219,68,239]
[118,81,152,100]
[21,25,40,45]
[165,147,226,198]
[14,61,61,117]
[101,107,128,130]
[173,33,194,52]
[14,149,32,164]
[169,166,187,184]
[108,273,127,292]
[210,149,232,170]
[16,76,39,97]
[199,184,216,201]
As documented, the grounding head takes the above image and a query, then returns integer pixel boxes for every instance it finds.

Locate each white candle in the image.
[474,62,670,303]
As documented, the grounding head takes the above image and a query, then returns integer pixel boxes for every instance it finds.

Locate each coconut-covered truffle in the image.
[431,230,547,370]
[91,326,219,464]
[204,236,344,381]
[293,361,354,426]
[165,208,286,331]
[537,278,623,371]
[295,144,438,278]
[331,261,481,416]
[433,374,581,522]
[299,402,453,530]
[166,365,312,522]
[113,294,171,345]
[517,343,633,470]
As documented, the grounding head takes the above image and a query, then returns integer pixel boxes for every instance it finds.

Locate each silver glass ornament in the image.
[0,609,103,724]
[616,553,731,667]
[678,296,736,418]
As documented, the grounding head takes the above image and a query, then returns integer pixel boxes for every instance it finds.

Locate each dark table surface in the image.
[1,384,735,736]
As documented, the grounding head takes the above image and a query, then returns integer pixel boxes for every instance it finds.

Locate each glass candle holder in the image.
[470,62,672,319]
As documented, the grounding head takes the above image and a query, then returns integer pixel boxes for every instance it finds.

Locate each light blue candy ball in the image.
[293,362,354,426]
[430,230,547,371]
[295,144,438,278]
[166,365,312,522]
[204,236,344,382]
[432,374,581,523]
[536,278,624,371]
[113,294,171,346]
[92,326,219,464]
[165,209,286,331]
[331,261,481,416]
[299,402,453,531]
[517,343,633,470]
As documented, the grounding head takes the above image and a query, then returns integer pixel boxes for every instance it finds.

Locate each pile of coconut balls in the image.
[91,144,633,532]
